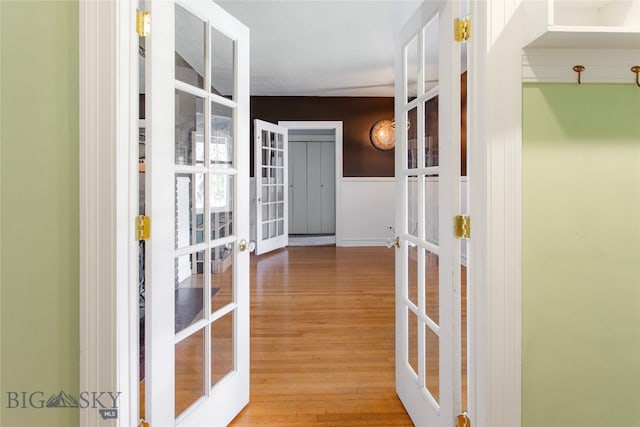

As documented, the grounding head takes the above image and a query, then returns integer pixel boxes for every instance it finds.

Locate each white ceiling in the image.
[215,0,423,97]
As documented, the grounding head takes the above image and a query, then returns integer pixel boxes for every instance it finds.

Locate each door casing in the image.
[78,2,523,426]
[277,121,343,244]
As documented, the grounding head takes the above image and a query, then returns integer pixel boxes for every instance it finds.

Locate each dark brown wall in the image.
[251,97,395,177]
[142,83,467,177]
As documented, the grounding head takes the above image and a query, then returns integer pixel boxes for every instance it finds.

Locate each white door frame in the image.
[78,2,522,427]
[277,121,343,245]
[79,1,139,425]
[465,2,521,426]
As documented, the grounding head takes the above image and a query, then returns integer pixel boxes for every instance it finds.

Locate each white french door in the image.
[394,0,465,425]
[145,0,250,425]
[254,119,288,255]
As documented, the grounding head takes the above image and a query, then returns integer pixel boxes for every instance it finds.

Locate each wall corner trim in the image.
[79,1,139,425]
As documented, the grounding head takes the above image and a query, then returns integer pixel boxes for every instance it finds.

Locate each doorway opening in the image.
[278,121,343,247]
[288,128,336,246]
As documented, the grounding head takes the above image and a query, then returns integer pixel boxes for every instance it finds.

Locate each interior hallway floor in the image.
[229,246,413,426]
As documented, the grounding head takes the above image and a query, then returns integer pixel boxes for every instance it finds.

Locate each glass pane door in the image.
[254,119,288,255]
[394,1,464,425]
[145,0,250,425]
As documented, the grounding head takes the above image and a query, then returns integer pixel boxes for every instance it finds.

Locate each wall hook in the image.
[572,65,585,85]
[631,66,640,88]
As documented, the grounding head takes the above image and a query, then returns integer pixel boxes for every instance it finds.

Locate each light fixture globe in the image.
[369,119,395,151]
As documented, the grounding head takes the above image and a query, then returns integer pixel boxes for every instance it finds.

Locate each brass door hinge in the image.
[454,17,471,42]
[136,215,150,241]
[454,215,470,239]
[138,418,149,427]
[457,412,471,427]
[136,10,150,37]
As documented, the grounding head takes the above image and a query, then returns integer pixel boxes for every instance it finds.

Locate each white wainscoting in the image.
[251,177,469,249]
[338,177,396,246]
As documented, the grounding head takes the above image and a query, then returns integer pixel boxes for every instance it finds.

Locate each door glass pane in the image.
[407,107,418,169]
[425,325,440,404]
[424,175,439,245]
[175,328,205,416]
[425,98,439,167]
[261,129,269,149]
[276,167,284,184]
[408,308,419,376]
[211,243,233,313]
[175,4,205,89]
[211,27,234,99]
[406,35,418,102]
[175,251,205,334]
[425,249,439,324]
[407,175,419,237]
[423,14,439,94]
[276,184,284,202]
[408,245,418,306]
[176,173,205,249]
[270,185,278,205]
[210,174,233,240]
[211,311,234,387]
[211,102,234,167]
[175,91,205,166]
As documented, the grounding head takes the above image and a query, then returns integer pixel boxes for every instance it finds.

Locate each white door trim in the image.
[466,2,521,426]
[277,121,344,245]
[79,1,139,426]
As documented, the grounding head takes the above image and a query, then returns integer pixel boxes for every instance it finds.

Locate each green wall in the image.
[1,1,79,426]
[522,84,640,427]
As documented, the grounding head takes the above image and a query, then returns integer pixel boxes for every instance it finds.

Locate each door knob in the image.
[239,239,255,252]
[386,236,400,249]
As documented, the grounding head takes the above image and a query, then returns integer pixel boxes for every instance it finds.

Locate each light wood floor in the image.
[142,245,467,425]
[229,246,414,426]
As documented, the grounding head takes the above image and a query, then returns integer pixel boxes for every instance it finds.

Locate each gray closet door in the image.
[320,141,335,233]
[288,140,335,235]
[306,142,323,233]
[289,142,308,234]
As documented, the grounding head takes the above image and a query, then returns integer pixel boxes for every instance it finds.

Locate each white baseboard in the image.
[340,237,389,247]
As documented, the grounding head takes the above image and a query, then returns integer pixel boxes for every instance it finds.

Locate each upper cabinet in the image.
[524,0,640,48]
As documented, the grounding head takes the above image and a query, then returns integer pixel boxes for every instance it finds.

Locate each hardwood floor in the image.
[141,245,468,425]
[229,246,413,426]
